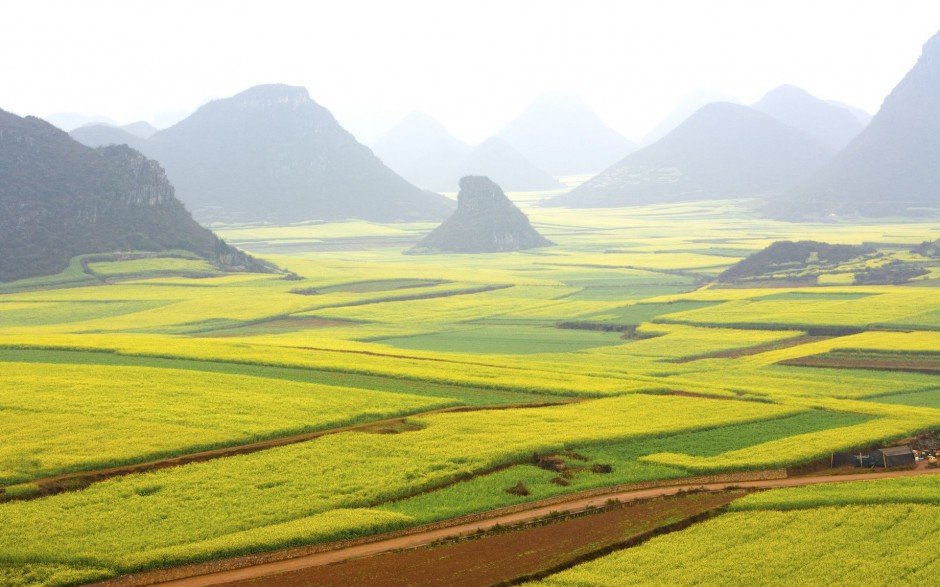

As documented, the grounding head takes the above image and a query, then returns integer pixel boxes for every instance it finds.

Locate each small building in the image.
[831,452,872,468]
[870,445,915,468]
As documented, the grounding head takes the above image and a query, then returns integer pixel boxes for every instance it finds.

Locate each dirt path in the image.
[226,491,743,587]
[135,467,940,587]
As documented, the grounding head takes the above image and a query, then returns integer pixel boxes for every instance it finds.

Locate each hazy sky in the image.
[3,1,940,143]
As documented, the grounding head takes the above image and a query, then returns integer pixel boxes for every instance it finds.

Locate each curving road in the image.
[143,466,940,587]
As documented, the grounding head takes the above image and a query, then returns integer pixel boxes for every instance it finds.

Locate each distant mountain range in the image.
[498,91,635,176]
[460,137,562,192]
[753,85,864,151]
[71,124,147,151]
[70,84,455,224]
[0,109,265,282]
[640,89,740,146]
[547,102,834,208]
[372,113,560,192]
[371,111,473,192]
[372,92,631,191]
[43,112,116,132]
[766,29,940,220]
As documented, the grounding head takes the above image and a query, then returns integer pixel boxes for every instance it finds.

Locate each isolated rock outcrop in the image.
[407,176,554,254]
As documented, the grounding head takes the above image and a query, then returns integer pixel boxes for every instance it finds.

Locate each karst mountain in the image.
[548,102,834,208]
[498,91,636,176]
[407,176,554,254]
[765,29,940,220]
[753,85,865,151]
[73,84,455,224]
[0,109,264,282]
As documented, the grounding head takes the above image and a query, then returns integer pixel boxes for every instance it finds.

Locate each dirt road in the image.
[141,466,940,587]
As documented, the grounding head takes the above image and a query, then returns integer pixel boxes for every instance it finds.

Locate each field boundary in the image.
[88,468,787,587]
[0,401,572,501]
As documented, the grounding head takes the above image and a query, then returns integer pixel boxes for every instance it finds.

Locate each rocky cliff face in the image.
[0,108,267,282]
[407,176,554,254]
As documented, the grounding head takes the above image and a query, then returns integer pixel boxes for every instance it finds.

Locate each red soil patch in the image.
[223,491,742,587]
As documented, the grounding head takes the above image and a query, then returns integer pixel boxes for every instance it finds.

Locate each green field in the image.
[377,324,627,354]
[3,201,940,585]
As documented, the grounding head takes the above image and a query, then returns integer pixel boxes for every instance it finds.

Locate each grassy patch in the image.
[586,300,722,324]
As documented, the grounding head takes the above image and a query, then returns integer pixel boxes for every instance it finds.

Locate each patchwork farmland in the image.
[3,202,940,586]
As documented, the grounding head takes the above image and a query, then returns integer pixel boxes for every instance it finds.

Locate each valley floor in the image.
[3,199,940,586]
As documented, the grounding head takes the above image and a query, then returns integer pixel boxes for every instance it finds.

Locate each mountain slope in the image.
[122,121,158,138]
[640,89,739,146]
[43,112,116,132]
[0,109,264,282]
[145,84,454,223]
[71,124,147,150]
[548,102,834,208]
[460,137,562,192]
[765,29,940,220]
[371,111,471,191]
[498,91,635,175]
[753,85,864,151]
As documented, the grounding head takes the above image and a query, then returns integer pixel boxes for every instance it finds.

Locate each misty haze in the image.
[3,2,940,586]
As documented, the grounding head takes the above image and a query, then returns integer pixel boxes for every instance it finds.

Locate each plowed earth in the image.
[226,492,741,587]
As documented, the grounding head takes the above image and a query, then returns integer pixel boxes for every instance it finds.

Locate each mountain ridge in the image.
[75,84,455,224]
[765,29,940,220]
[498,91,635,176]
[548,102,834,208]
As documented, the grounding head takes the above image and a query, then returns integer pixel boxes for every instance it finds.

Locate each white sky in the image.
[2,0,939,143]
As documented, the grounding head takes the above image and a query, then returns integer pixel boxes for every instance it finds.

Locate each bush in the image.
[506,481,530,496]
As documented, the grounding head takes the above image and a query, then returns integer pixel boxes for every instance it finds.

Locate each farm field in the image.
[226,491,744,587]
[3,200,940,585]
[530,475,940,587]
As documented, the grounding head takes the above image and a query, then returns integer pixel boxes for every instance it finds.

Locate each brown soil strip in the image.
[114,467,940,587]
[109,467,940,587]
[780,355,940,375]
[1,401,570,501]
[673,335,832,362]
[222,492,743,587]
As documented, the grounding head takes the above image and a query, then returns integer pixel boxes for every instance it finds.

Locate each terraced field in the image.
[3,201,940,586]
